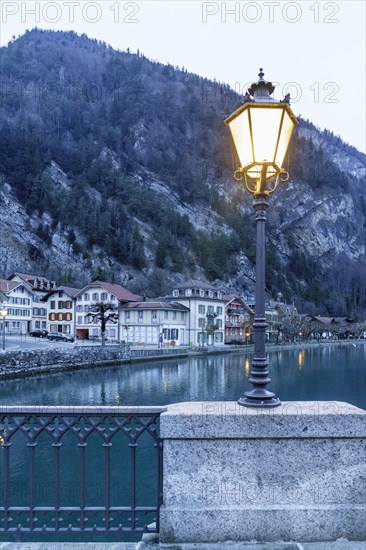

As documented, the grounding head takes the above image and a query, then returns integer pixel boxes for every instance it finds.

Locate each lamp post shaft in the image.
[238,169,280,408]
[2,318,5,351]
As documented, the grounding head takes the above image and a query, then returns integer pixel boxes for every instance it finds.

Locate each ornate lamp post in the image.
[225,69,298,407]
[0,307,8,351]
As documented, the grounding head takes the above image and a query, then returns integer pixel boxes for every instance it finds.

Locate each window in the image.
[164,311,168,320]
[185,289,192,297]
[163,328,178,340]
[58,313,63,321]
[77,305,83,313]
[199,289,204,297]
[216,306,223,315]
[198,305,205,314]
[125,311,130,321]
[172,311,177,320]
[151,311,157,322]
[110,295,116,301]
[217,319,222,328]
[92,293,98,301]
[77,316,82,324]
[65,301,72,309]
[49,313,56,321]
[101,292,107,301]
[198,317,205,327]
[138,311,143,322]
[58,301,64,309]
[180,312,185,321]
[217,292,222,299]
[84,305,90,313]
[208,291,213,298]
[65,313,72,321]
[58,291,63,298]
[50,301,55,310]
[172,290,179,297]
[207,306,214,314]
[84,293,89,301]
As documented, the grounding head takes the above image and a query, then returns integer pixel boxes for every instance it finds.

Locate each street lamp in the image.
[0,307,8,351]
[225,69,298,408]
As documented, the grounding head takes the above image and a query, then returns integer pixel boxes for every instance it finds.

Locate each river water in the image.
[1,343,365,409]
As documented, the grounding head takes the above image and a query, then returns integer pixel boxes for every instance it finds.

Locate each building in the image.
[224,295,253,344]
[7,272,56,332]
[0,279,33,334]
[244,296,282,342]
[168,279,225,346]
[74,281,139,341]
[42,286,81,336]
[120,301,189,346]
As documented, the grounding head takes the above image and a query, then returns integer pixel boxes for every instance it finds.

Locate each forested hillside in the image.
[0,29,365,317]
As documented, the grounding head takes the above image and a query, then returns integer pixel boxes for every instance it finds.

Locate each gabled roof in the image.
[0,279,28,294]
[42,286,82,301]
[224,295,253,314]
[75,281,140,302]
[8,272,55,291]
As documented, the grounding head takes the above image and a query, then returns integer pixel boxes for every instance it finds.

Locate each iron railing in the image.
[0,405,166,540]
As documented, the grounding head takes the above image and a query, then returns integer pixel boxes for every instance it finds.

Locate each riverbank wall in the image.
[0,345,193,380]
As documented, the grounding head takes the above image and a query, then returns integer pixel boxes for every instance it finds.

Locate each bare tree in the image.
[89,302,118,347]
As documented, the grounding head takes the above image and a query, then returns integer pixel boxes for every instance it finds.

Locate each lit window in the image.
[172,290,179,297]
[185,289,192,297]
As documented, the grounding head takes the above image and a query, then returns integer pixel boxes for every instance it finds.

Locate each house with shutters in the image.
[7,272,57,332]
[224,295,254,344]
[119,301,189,346]
[0,279,33,334]
[74,281,139,341]
[167,279,226,346]
[41,286,81,336]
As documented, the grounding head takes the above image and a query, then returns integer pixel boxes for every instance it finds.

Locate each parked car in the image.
[47,332,75,342]
[29,329,49,338]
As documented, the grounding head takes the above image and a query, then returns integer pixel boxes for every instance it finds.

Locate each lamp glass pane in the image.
[250,107,283,163]
[275,109,296,167]
[228,109,252,167]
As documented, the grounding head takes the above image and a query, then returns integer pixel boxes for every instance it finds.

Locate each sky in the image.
[0,0,365,152]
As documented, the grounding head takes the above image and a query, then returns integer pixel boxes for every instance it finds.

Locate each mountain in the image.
[0,29,365,317]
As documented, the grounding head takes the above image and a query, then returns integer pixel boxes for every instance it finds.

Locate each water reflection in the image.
[0,344,364,409]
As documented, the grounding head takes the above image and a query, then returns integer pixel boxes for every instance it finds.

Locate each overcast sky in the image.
[1,0,365,151]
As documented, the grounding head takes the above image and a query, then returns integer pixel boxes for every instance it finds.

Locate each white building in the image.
[168,279,226,346]
[42,286,81,336]
[120,301,189,346]
[0,279,33,334]
[7,272,56,332]
[74,281,139,341]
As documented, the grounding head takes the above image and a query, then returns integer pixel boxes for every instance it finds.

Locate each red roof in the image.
[77,281,140,302]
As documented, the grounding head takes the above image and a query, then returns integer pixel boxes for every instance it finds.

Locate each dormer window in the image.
[208,291,213,298]
[217,292,222,299]
[172,290,179,298]
[199,289,204,297]
[185,289,192,297]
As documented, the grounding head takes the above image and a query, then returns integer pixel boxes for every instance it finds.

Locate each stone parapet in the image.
[159,401,366,544]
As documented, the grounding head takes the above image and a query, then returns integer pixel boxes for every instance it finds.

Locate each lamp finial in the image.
[258,68,264,80]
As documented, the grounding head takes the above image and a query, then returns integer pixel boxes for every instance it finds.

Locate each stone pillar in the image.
[159,401,366,544]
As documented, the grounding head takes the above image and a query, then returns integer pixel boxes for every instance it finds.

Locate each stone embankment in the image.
[0,345,190,380]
